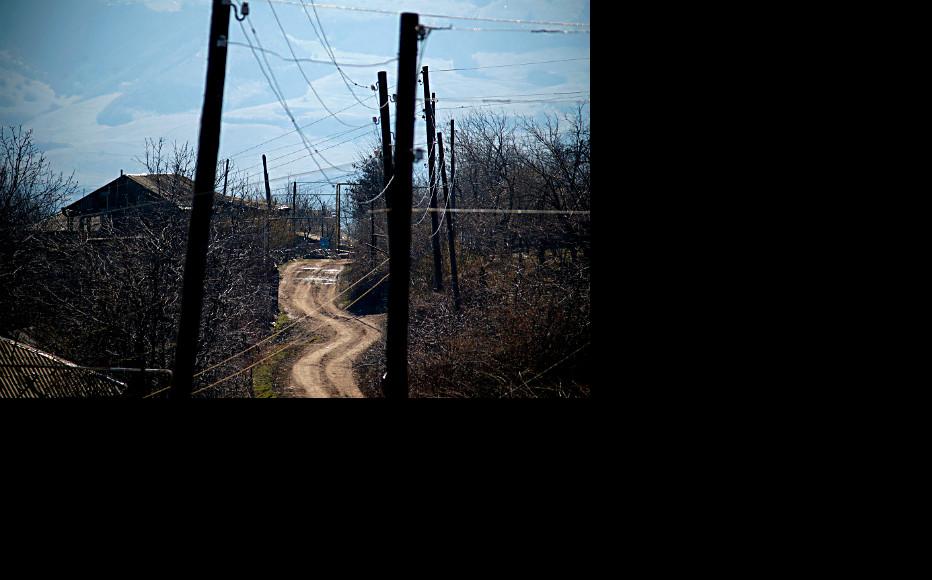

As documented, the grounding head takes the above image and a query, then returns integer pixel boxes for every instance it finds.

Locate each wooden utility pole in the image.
[378,71,394,200]
[262,153,272,262]
[377,70,394,262]
[384,12,418,398]
[170,0,231,398]
[437,132,461,311]
[422,66,443,291]
[335,183,341,251]
[369,192,375,260]
[450,118,456,227]
[222,158,229,197]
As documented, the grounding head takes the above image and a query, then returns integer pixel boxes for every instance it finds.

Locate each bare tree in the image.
[0,126,80,335]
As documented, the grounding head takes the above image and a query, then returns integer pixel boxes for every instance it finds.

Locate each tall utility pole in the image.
[422,66,443,291]
[170,0,231,398]
[378,71,394,201]
[369,190,375,260]
[437,132,461,311]
[377,70,394,262]
[293,181,297,240]
[334,183,341,251]
[384,12,418,399]
[262,153,272,264]
[222,159,229,197]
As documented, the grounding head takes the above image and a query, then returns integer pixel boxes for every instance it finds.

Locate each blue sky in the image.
[0,0,589,200]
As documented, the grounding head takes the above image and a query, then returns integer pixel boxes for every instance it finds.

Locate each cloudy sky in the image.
[0,0,589,200]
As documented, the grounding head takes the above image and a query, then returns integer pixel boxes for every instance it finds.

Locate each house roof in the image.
[126,173,195,202]
[0,336,126,398]
[63,173,269,215]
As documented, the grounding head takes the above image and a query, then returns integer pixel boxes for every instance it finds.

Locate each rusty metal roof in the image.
[0,337,126,398]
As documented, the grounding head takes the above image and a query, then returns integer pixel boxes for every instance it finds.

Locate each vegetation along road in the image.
[278,259,384,398]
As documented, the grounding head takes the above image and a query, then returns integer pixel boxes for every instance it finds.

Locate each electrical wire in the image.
[227,41,397,68]
[139,257,390,398]
[266,0,359,127]
[189,271,390,395]
[355,174,393,205]
[265,1,591,28]
[238,124,370,173]
[436,98,589,110]
[223,100,371,161]
[240,126,373,185]
[237,17,340,183]
[431,57,590,72]
[372,208,590,215]
[439,90,589,102]
[300,0,378,110]
[437,26,589,34]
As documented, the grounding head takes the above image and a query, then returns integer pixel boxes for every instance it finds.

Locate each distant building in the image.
[59,172,279,232]
[0,336,126,398]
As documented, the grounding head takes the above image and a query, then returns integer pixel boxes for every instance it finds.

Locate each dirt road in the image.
[278,259,384,398]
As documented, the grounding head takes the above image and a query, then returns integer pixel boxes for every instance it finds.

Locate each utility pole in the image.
[369,190,375,261]
[450,118,457,244]
[262,153,272,264]
[377,70,394,262]
[335,183,341,251]
[378,71,394,201]
[422,65,443,291]
[384,12,418,399]
[437,132,461,311]
[222,158,229,197]
[170,0,231,398]
[293,181,297,241]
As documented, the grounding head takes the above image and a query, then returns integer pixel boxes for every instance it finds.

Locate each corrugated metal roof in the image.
[126,173,195,201]
[0,337,126,398]
[63,173,266,214]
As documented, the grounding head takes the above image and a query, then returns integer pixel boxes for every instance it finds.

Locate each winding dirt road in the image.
[278,259,384,398]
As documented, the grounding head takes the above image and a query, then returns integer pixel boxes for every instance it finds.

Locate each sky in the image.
[0,0,589,201]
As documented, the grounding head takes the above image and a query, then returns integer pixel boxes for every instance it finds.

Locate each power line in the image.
[240,126,373,184]
[237,17,341,182]
[436,98,589,111]
[189,271,390,395]
[227,41,397,67]
[238,124,370,173]
[371,208,590,215]
[265,1,591,28]
[436,26,590,34]
[300,0,378,110]
[355,174,393,205]
[431,57,590,72]
[266,0,359,127]
[436,90,589,102]
[188,256,389,381]
[223,100,371,161]
[265,163,357,184]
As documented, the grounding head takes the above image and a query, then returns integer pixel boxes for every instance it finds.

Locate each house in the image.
[0,336,126,398]
[60,172,280,232]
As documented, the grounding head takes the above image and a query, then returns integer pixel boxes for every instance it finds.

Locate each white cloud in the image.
[0,68,78,124]
[102,0,191,12]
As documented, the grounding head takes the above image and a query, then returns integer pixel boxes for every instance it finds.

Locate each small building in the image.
[60,172,270,232]
[0,336,126,398]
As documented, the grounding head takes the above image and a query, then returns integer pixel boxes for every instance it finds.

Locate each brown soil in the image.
[278,259,384,398]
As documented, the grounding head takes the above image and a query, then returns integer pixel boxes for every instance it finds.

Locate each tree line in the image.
[1,127,282,397]
[343,106,591,397]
